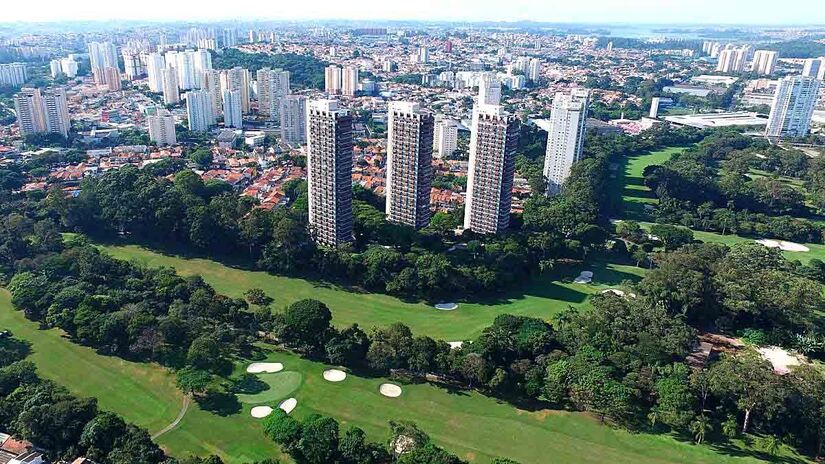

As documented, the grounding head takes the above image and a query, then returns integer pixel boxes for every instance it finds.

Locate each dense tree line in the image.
[212,49,327,89]
[643,132,825,242]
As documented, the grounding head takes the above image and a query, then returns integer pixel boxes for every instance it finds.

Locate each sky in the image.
[2,0,824,25]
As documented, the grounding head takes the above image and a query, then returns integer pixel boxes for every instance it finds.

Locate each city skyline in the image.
[2,0,825,25]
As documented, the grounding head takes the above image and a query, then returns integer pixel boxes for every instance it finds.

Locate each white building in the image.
[202,69,223,118]
[280,94,307,145]
[60,58,78,78]
[543,89,590,196]
[223,67,250,113]
[162,67,180,105]
[716,45,748,73]
[49,60,62,78]
[306,99,354,246]
[342,65,359,97]
[325,65,342,95]
[751,50,778,76]
[175,50,196,90]
[385,102,434,229]
[193,49,212,88]
[0,63,27,86]
[478,73,501,105]
[433,117,458,158]
[222,89,243,128]
[147,110,177,146]
[186,90,214,132]
[122,51,145,80]
[766,75,821,138]
[256,68,290,120]
[802,58,825,80]
[418,46,429,64]
[87,41,118,84]
[146,53,166,93]
[14,87,70,138]
[464,104,520,234]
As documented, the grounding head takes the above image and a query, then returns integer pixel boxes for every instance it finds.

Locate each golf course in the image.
[1,288,791,464]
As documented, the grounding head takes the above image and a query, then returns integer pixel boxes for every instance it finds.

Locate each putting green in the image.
[237,371,303,404]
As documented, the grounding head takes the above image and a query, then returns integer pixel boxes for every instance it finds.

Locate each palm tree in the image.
[690,415,712,445]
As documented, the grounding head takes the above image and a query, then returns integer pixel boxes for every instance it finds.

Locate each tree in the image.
[690,415,712,444]
[649,224,694,251]
[262,409,302,454]
[187,335,222,371]
[708,352,784,434]
[279,299,332,352]
[190,148,214,168]
[297,414,339,464]
[176,367,213,395]
[243,288,273,307]
[653,363,695,431]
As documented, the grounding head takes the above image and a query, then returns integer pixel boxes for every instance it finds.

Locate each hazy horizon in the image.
[2,0,825,26]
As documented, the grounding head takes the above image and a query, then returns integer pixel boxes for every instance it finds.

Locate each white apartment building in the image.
[433,117,459,158]
[162,67,180,105]
[280,94,307,146]
[257,68,290,120]
[543,89,590,196]
[146,53,166,92]
[186,90,214,132]
[478,73,501,105]
[14,87,70,138]
[802,58,825,80]
[751,50,778,75]
[147,110,177,146]
[342,66,359,97]
[223,67,250,113]
[325,65,342,95]
[0,63,27,86]
[766,75,821,138]
[222,89,243,129]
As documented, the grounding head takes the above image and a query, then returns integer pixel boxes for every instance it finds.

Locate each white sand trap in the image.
[278,398,298,414]
[573,271,593,284]
[448,341,464,349]
[323,369,347,382]
[758,346,803,375]
[601,289,638,298]
[250,406,273,418]
[756,239,810,252]
[434,302,458,311]
[379,383,403,398]
[246,362,284,374]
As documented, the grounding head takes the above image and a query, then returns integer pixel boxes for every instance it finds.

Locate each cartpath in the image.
[152,394,191,440]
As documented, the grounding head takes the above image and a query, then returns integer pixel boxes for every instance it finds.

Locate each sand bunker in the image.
[323,369,347,382]
[573,271,593,284]
[758,346,803,375]
[434,302,458,311]
[246,362,284,374]
[250,406,273,418]
[755,239,810,252]
[278,398,298,414]
[601,289,637,298]
[379,383,403,398]
[448,341,464,349]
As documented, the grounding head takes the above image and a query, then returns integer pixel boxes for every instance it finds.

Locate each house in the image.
[0,434,44,464]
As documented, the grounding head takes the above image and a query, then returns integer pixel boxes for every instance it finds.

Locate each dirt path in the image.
[152,394,191,440]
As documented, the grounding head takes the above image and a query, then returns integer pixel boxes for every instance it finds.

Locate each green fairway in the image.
[1,278,802,463]
[611,146,687,221]
[98,243,646,340]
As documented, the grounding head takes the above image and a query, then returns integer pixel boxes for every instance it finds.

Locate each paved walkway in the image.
[152,394,191,440]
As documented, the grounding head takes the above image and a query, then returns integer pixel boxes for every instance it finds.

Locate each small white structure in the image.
[573,271,593,284]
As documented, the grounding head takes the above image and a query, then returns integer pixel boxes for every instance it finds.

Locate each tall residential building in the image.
[175,50,196,90]
[162,67,180,105]
[0,63,27,86]
[49,60,62,78]
[146,53,166,92]
[121,51,145,80]
[186,90,214,132]
[306,99,353,247]
[202,69,223,118]
[766,76,821,138]
[14,88,70,138]
[751,50,778,75]
[802,58,825,80]
[193,49,212,88]
[60,58,78,78]
[716,46,748,73]
[103,67,121,91]
[280,94,307,145]
[223,67,250,113]
[147,110,177,146]
[222,29,237,48]
[325,65,342,94]
[511,56,541,82]
[418,46,429,63]
[543,89,590,196]
[463,104,520,234]
[87,42,118,84]
[433,117,458,158]
[256,68,290,119]
[222,89,243,128]
[478,73,501,105]
[342,66,359,96]
[385,102,435,229]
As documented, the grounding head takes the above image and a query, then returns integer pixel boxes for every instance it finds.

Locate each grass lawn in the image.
[1,277,805,463]
[99,243,646,341]
[609,146,688,222]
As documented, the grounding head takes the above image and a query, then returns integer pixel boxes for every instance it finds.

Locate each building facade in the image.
[306,100,353,247]
[14,88,70,138]
[543,89,590,195]
[766,75,821,138]
[161,67,180,105]
[257,68,290,120]
[385,102,435,229]
[222,89,243,129]
[433,117,459,158]
[463,104,520,234]
[324,65,342,95]
[751,50,778,75]
[186,90,214,132]
[147,110,176,146]
[0,63,27,86]
[280,94,307,145]
[342,66,359,97]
